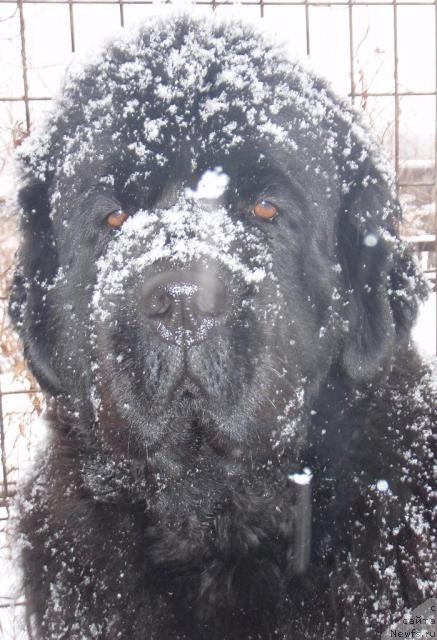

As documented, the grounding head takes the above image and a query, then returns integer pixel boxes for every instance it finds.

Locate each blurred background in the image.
[0,1,436,636]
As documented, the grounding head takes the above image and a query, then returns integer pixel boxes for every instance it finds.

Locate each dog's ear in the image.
[338,156,427,383]
[9,176,62,395]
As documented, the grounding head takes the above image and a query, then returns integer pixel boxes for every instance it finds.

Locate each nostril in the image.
[194,283,227,316]
[146,288,173,317]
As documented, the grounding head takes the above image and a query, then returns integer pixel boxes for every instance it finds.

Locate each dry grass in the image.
[0,209,43,640]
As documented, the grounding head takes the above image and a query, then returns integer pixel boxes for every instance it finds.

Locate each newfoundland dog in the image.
[10,13,436,640]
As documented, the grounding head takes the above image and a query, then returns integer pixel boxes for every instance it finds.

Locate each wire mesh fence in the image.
[0,1,436,635]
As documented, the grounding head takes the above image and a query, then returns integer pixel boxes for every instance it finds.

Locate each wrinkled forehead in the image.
[50,125,336,215]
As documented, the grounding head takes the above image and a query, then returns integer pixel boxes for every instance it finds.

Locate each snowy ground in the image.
[0,293,435,638]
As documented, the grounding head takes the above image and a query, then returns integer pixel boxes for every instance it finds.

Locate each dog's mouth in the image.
[168,376,244,460]
[170,374,206,403]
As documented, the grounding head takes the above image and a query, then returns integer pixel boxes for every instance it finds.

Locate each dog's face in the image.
[54,150,342,470]
[11,16,423,490]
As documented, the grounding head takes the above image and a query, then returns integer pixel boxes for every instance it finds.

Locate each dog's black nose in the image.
[143,270,228,344]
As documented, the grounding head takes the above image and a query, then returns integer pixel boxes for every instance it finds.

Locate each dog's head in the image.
[10,16,425,476]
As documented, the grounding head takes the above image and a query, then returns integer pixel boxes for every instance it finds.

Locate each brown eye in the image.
[106,209,128,228]
[252,200,278,220]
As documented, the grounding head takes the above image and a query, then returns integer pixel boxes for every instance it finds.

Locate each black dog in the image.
[10,14,436,640]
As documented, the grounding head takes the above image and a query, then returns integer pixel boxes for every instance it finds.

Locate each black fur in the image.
[10,15,436,640]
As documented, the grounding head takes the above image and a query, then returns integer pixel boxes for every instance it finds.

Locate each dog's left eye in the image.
[252,200,278,220]
[106,209,129,228]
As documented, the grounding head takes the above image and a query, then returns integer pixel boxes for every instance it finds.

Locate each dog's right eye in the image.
[252,200,278,221]
[106,209,129,228]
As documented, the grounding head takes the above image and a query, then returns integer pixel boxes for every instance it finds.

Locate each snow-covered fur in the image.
[10,14,436,640]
